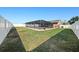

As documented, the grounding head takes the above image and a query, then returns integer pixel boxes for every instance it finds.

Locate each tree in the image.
[68,16,79,24]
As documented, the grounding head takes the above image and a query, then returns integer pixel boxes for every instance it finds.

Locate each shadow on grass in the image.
[0,27,26,52]
[32,29,79,52]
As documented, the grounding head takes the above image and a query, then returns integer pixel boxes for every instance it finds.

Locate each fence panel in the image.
[71,21,79,39]
[0,16,13,44]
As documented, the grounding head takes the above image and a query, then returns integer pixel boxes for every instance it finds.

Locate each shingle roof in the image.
[25,20,52,24]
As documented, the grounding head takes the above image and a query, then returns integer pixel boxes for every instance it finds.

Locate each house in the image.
[25,20,70,29]
[71,20,79,39]
[51,20,62,28]
[51,20,70,28]
[25,20,52,28]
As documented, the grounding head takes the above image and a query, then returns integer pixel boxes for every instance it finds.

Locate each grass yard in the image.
[33,29,79,52]
[16,27,63,51]
[0,27,26,52]
[0,27,79,52]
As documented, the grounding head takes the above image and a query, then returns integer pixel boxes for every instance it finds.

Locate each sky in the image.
[0,7,79,24]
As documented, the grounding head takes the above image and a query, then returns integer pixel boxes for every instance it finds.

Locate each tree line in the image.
[68,16,79,24]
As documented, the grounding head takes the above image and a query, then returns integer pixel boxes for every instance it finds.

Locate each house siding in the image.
[25,20,52,28]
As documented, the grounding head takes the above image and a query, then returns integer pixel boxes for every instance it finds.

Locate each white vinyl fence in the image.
[71,20,79,39]
[13,24,26,27]
[0,16,13,44]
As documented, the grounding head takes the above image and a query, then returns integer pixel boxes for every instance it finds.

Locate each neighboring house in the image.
[51,20,70,28]
[25,20,70,29]
[25,20,52,28]
[71,20,79,39]
[51,20,61,28]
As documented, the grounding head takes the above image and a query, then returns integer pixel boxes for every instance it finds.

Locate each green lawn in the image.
[0,27,26,52]
[33,29,79,52]
[0,27,79,52]
[16,27,63,51]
